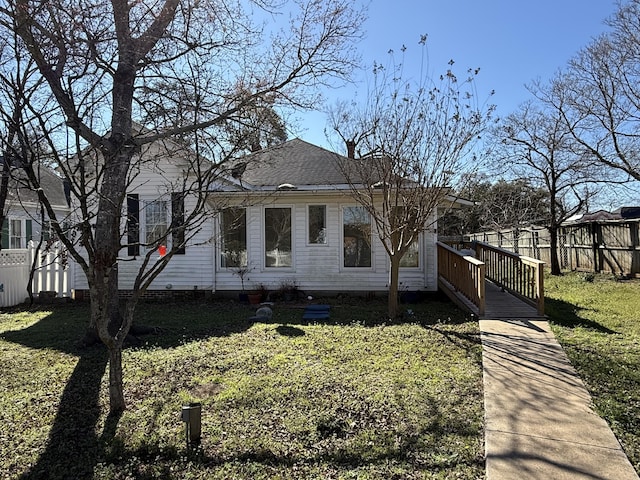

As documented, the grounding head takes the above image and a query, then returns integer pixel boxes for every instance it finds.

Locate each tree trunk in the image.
[107,343,126,413]
[549,225,562,275]
[388,255,401,319]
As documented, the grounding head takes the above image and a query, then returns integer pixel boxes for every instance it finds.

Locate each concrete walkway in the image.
[481,318,639,480]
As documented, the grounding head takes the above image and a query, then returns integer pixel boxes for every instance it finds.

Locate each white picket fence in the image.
[0,242,71,307]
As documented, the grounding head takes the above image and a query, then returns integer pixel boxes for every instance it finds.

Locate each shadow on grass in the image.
[1,302,256,480]
[275,324,305,337]
[545,297,618,334]
[1,295,478,479]
[21,351,110,480]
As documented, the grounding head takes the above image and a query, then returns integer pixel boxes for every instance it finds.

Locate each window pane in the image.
[145,201,168,245]
[400,238,420,267]
[42,220,51,242]
[10,220,22,249]
[221,207,247,267]
[308,205,326,244]
[343,206,371,267]
[265,207,292,267]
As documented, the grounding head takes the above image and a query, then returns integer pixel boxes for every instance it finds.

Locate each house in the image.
[70,138,458,298]
[1,157,71,249]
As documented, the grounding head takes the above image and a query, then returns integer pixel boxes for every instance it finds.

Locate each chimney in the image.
[345,140,356,159]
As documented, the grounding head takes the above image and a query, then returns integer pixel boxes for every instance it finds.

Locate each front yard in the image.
[0,296,484,479]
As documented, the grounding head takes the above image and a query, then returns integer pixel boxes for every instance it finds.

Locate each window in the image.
[126,194,185,256]
[343,206,371,267]
[221,207,247,267]
[265,207,292,267]
[400,237,420,268]
[144,200,168,245]
[10,219,22,248]
[1,218,32,249]
[390,206,419,268]
[41,220,52,242]
[308,205,327,244]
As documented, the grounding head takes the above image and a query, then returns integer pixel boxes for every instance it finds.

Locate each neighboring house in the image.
[1,157,71,249]
[70,137,461,297]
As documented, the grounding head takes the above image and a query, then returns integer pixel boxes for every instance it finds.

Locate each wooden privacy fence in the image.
[466,220,640,277]
[0,242,70,307]
[437,242,486,316]
[474,242,545,316]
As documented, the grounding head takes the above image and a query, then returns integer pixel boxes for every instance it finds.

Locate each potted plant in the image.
[278,278,299,302]
[232,265,252,303]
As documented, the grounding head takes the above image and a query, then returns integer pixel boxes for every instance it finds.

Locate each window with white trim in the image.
[10,219,23,248]
[400,237,420,267]
[144,200,168,246]
[1,218,32,249]
[265,207,292,267]
[221,207,247,267]
[308,205,327,244]
[343,206,371,268]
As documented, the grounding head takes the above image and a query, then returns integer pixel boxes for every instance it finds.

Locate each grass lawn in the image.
[0,294,484,479]
[545,273,640,474]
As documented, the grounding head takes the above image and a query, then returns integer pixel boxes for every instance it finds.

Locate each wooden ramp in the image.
[481,281,544,319]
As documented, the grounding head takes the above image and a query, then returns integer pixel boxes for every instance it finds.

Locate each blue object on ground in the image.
[302,312,330,320]
[302,304,331,320]
[305,304,331,311]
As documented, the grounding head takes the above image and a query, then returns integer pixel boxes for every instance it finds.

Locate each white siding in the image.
[70,149,441,295]
[214,193,440,294]
[71,141,215,292]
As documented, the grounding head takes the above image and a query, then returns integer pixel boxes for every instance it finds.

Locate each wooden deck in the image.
[481,280,544,319]
[437,241,546,319]
[440,278,545,319]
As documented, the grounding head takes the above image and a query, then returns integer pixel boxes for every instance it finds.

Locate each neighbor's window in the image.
[10,219,23,249]
[308,205,327,244]
[400,237,420,268]
[343,206,371,267]
[265,207,292,267]
[144,200,168,245]
[41,220,52,242]
[221,207,247,267]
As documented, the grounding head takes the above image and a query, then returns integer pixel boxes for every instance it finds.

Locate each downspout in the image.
[211,214,217,293]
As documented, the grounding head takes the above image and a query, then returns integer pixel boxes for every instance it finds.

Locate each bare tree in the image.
[0,0,364,413]
[440,176,551,236]
[330,39,494,319]
[547,0,640,181]
[496,98,605,274]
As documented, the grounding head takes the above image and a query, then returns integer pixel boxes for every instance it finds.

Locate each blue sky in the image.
[294,0,619,150]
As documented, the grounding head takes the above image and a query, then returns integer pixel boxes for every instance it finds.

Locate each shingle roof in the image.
[1,157,69,208]
[234,138,352,188]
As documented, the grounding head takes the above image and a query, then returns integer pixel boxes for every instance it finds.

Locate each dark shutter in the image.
[1,219,8,249]
[171,192,185,254]
[126,194,140,256]
[25,219,32,245]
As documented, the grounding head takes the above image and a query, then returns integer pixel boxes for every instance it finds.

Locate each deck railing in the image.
[474,241,545,315]
[437,242,485,316]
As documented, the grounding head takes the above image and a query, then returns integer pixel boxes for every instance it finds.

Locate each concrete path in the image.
[481,318,639,480]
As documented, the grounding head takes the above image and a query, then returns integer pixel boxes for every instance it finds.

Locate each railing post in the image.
[478,262,485,316]
[535,261,544,315]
